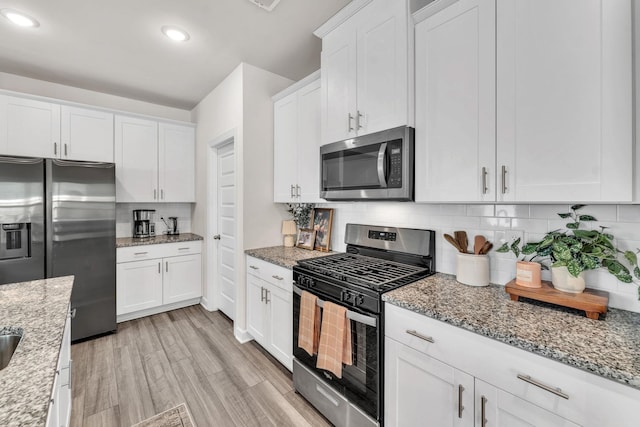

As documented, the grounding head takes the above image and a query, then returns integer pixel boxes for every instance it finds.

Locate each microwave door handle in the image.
[377,142,388,188]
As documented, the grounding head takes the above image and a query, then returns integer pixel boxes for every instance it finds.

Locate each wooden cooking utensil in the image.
[474,235,487,255]
[479,241,493,255]
[454,231,468,254]
[444,234,463,253]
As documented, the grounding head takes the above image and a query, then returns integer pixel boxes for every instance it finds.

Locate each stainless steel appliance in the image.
[320,126,414,201]
[132,209,155,238]
[161,216,179,235]
[0,156,116,342]
[293,224,435,427]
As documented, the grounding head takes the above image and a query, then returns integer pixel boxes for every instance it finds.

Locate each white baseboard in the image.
[199,296,216,312]
[234,327,253,344]
[116,298,202,323]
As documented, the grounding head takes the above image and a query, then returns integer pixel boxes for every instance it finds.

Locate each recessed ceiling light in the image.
[161,26,189,42]
[1,9,39,28]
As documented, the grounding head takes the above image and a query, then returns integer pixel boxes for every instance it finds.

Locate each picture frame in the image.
[296,228,316,250]
[311,208,334,252]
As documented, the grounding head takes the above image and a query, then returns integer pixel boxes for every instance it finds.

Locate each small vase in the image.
[551,266,586,293]
[515,261,542,288]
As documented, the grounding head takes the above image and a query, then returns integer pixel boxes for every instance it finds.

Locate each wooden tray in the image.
[505,279,608,320]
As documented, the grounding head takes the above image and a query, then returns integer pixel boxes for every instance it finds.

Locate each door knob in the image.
[213,234,221,240]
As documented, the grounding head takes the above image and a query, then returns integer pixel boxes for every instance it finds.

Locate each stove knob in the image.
[355,294,365,306]
[306,277,316,288]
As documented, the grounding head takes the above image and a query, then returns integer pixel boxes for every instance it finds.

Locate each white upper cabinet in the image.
[414,0,632,203]
[496,0,632,202]
[61,106,114,163]
[319,0,410,144]
[115,115,195,203]
[0,95,60,158]
[414,0,496,202]
[158,123,195,202]
[273,73,322,203]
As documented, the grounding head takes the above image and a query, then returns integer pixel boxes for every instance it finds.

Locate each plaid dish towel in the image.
[298,291,320,356]
[316,301,353,378]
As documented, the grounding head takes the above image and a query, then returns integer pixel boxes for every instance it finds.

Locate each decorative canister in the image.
[515,261,542,288]
[456,253,490,287]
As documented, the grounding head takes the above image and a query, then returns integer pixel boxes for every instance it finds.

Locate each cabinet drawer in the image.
[246,256,293,291]
[162,241,202,257]
[117,241,202,263]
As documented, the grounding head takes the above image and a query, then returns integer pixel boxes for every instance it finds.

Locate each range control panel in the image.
[368,230,397,242]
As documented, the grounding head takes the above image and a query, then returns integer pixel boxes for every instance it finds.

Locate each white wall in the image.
[0,71,191,122]
[315,202,640,313]
[115,203,193,238]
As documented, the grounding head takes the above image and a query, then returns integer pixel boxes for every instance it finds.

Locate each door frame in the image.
[205,128,237,314]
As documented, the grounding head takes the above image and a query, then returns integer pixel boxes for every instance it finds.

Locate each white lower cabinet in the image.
[246,256,293,371]
[385,303,640,427]
[47,312,71,427]
[116,242,202,321]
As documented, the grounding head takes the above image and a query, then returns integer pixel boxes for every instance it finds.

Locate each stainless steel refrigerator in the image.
[0,156,116,341]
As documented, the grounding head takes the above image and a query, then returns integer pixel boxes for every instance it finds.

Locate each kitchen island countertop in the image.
[383,273,640,391]
[245,246,338,269]
[116,232,204,248]
[0,276,74,426]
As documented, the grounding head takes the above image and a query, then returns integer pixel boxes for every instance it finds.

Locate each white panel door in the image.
[1,95,60,158]
[296,78,322,203]
[246,274,267,347]
[158,123,195,202]
[356,0,408,136]
[163,254,202,305]
[273,92,299,202]
[114,115,158,202]
[216,142,236,320]
[496,0,632,202]
[61,106,114,162]
[385,337,474,427]
[321,24,357,144]
[476,380,580,427]
[266,283,293,371]
[116,259,163,315]
[415,0,496,202]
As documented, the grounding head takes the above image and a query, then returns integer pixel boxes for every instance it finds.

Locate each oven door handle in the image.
[293,285,377,328]
[377,142,388,188]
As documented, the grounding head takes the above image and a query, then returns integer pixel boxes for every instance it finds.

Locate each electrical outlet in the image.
[495,230,524,247]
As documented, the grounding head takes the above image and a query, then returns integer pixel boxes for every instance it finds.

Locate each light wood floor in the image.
[70,305,331,427]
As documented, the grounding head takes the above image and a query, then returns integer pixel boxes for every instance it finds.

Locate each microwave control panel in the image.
[388,139,402,188]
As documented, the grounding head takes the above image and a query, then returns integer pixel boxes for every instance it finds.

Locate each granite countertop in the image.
[245,246,338,269]
[116,232,204,248]
[0,276,74,426]
[383,273,640,391]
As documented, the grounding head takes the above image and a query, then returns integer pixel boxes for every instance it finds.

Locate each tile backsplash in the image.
[116,203,193,238]
[317,203,640,313]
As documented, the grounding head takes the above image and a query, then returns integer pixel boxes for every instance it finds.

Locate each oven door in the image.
[293,285,380,420]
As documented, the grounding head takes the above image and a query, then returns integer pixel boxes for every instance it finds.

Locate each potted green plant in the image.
[498,205,640,295]
[286,203,314,229]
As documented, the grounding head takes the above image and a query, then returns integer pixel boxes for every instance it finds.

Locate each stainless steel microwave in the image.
[320,126,414,201]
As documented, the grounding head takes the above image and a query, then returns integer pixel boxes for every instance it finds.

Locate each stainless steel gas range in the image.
[292,224,436,427]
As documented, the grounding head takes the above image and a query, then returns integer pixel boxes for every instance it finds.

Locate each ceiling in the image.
[0,0,350,110]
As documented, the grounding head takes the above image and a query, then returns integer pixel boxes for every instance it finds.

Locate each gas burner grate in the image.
[298,254,430,288]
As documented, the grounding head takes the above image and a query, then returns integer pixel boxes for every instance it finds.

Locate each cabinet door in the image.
[321,23,358,144]
[476,380,579,427]
[61,106,114,162]
[163,254,202,304]
[116,259,163,315]
[58,315,72,427]
[296,78,322,203]
[273,92,299,202]
[266,283,293,371]
[414,0,496,202]
[496,0,632,202]
[158,123,195,202]
[114,115,158,202]
[356,0,408,136]
[385,337,474,427]
[0,95,60,158]
[246,273,268,347]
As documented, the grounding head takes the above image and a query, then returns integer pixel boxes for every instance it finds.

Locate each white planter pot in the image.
[551,266,586,293]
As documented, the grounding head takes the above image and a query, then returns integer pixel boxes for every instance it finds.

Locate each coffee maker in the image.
[132,209,156,238]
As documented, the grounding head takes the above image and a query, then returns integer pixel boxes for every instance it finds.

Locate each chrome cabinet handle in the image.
[158,262,161,274]
[272,275,283,281]
[68,308,77,319]
[290,184,295,198]
[161,189,164,200]
[481,396,487,427]
[265,289,271,304]
[134,252,148,255]
[54,142,58,156]
[356,110,364,130]
[249,265,259,270]
[213,234,221,240]
[64,143,68,157]
[501,165,508,194]
[482,167,488,194]
[296,185,301,198]
[348,113,355,132]
[260,287,265,302]
[517,374,569,400]
[154,189,157,200]
[405,329,434,343]
[178,247,189,251]
[458,385,464,418]
[165,261,168,273]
